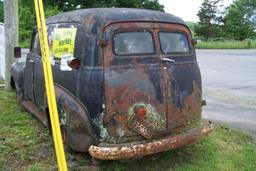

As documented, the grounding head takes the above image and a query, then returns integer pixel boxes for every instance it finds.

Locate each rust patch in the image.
[82,14,96,25]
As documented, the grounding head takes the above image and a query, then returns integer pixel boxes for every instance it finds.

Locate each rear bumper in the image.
[89,121,213,160]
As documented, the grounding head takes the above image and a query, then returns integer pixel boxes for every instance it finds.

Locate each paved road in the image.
[197,49,256,136]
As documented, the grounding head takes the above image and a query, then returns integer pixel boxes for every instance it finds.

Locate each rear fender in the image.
[46,84,95,152]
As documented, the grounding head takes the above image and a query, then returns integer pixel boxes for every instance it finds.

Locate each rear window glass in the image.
[159,32,190,54]
[114,32,154,55]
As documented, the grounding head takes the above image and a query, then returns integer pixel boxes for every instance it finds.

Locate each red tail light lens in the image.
[136,108,147,118]
[67,58,80,69]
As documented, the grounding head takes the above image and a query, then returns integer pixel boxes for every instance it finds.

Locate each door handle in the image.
[161,58,175,63]
[28,59,34,63]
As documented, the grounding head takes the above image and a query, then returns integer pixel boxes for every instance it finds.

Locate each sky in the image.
[158,0,234,22]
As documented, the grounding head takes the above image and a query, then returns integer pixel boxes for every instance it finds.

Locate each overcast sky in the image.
[158,0,234,22]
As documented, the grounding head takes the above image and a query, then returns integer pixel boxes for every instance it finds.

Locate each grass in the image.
[196,40,256,49]
[103,126,256,171]
[0,90,56,170]
[0,89,256,170]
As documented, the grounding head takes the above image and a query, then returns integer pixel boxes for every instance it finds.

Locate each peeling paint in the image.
[116,127,125,138]
[60,109,68,126]
[93,109,109,141]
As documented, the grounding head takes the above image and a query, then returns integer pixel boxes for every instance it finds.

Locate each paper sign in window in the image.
[52,28,77,58]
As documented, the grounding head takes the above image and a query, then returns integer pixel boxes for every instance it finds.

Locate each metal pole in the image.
[4,0,19,90]
[34,0,68,169]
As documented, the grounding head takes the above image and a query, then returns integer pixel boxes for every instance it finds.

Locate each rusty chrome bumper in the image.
[89,121,213,160]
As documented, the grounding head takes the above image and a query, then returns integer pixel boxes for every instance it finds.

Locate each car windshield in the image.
[114,31,155,55]
[159,32,190,54]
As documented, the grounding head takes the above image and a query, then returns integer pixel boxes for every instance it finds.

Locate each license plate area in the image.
[128,116,154,139]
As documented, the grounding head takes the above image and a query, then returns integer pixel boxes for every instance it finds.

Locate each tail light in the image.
[67,58,80,69]
[135,107,147,118]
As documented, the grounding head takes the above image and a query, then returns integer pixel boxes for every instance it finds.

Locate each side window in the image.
[31,26,80,59]
[48,26,78,60]
[31,33,39,54]
[46,24,85,70]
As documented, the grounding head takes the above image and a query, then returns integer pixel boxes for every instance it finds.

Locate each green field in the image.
[1,89,256,170]
[196,40,256,49]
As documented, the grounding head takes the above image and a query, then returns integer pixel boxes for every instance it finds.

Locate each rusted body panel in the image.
[102,22,202,143]
[89,121,213,160]
[10,8,212,160]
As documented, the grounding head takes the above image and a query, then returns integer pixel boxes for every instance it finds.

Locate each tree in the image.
[51,0,164,12]
[224,0,256,40]
[3,0,164,47]
[195,0,224,41]
[186,22,198,37]
[18,1,61,47]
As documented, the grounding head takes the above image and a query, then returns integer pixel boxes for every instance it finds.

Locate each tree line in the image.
[0,0,255,44]
[195,0,256,41]
[0,0,163,47]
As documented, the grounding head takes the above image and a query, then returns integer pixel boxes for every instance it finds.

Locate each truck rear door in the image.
[103,22,168,140]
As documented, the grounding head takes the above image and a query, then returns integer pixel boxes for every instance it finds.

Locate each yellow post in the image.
[34,0,68,170]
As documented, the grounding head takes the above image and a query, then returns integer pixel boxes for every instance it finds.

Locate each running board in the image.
[21,101,48,127]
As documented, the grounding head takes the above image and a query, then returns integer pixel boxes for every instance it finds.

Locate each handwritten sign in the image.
[52,28,77,58]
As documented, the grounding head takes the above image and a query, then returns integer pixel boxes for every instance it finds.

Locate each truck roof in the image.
[46,8,185,26]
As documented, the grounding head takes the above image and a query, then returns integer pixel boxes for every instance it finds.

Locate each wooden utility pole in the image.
[4,0,19,90]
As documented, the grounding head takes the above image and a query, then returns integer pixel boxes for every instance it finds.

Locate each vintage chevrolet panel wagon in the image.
[11,8,213,160]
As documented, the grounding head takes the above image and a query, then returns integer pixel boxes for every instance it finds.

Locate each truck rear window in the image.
[159,32,190,54]
[114,31,155,55]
